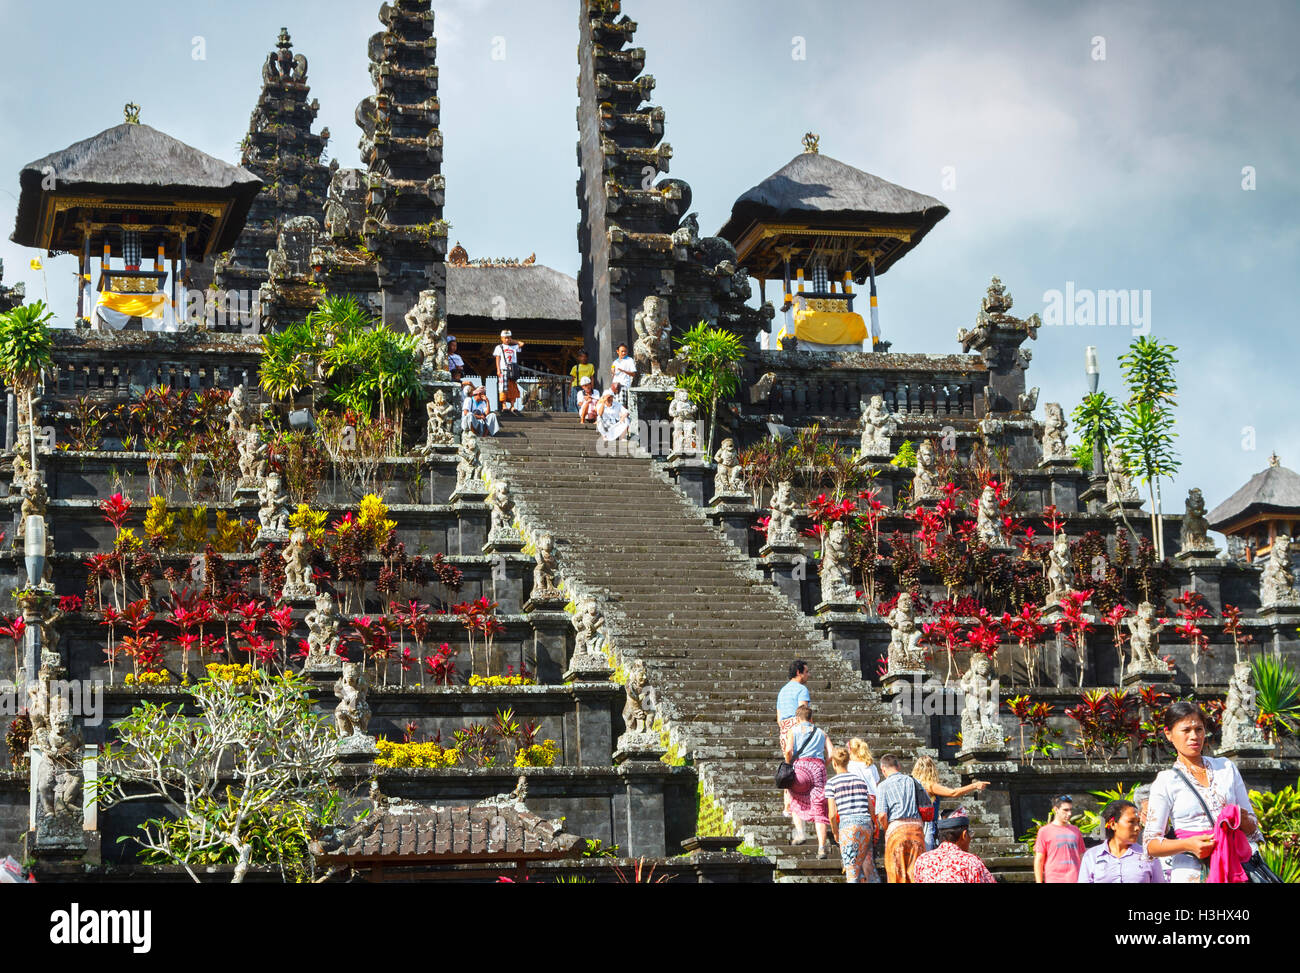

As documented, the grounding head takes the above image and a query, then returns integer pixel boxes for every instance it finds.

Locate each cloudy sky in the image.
[0,0,1295,523]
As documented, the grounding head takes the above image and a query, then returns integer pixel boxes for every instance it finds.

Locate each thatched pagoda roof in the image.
[717,150,948,279]
[11,122,262,257]
[1208,459,1300,532]
[448,263,580,322]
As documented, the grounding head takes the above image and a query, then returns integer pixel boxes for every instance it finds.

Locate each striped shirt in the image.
[825,772,874,819]
[877,772,923,822]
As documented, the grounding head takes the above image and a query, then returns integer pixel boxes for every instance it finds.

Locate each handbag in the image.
[918,786,939,823]
[775,728,815,790]
[1174,766,1281,884]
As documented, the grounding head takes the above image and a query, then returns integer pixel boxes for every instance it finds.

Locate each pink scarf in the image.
[1175,804,1251,883]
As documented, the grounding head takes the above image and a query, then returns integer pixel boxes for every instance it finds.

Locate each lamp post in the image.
[24,514,46,590]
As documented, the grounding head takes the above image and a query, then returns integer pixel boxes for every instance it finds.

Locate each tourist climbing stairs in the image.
[482,413,1030,882]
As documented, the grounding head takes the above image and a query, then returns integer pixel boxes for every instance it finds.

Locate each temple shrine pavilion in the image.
[1208,453,1300,561]
[10,105,261,331]
[717,133,948,353]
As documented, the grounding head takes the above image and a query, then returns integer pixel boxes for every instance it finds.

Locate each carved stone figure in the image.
[304,591,342,670]
[532,532,561,597]
[621,659,659,739]
[912,441,940,502]
[333,662,372,739]
[975,485,1004,547]
[35,708,83,831]
[668,388,698,456]
[1179,488,1218,556]
[266,248,288,281]
[632,295,673,381]
[237,426,267,489]
[766,480,798,547]
[712,438,745,497]
[489,480,516,542]
[226,383,250,441]
[1105,444,1140,504]
[1040,402,1070,461]
[857,394,896,458]
[572,598,605,659]
[1260,536,1299,607]
[1125,601,1168,671]
[257,472,291,535]
[1046,532,1071,606]
[959,654,1004,751]
[1221,660,1269,752]
[420,390,456,451]
[405,290,450,377]
[886,592,927,674]
[281,527,317,601]
[819,519,854,604]
[455,429,483,493]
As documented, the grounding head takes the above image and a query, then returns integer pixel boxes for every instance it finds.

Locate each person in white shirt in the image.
[576,375,599,425]
[492,329,525,414]
[1141,700,1259,883]
[611,343,636,405]
[596,388,629,442]
[446,337,465,377]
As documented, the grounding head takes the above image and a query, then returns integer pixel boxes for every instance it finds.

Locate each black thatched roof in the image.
[717,151,948,276]
[11,123,262,254]
[448,264,580,322]
[1208,461,1300,531]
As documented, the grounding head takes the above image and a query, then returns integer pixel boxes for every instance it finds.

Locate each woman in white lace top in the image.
[1142,701,1259,883]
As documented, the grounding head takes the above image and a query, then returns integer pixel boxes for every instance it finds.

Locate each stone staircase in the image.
[482,413,1030,881]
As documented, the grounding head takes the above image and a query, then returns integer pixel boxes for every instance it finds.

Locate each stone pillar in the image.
[450,499,489,555]
[1180,557,1224,608]
[706,500,757,556]
[523,594,570,685]
[814,604,871,675]
[663,456,710,507]
[615,753,671,858]
[759,542,807,613]
[572,685,618,767]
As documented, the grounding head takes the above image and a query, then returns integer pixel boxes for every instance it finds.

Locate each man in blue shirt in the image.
[875,754,927,882]
[777,661,811,821]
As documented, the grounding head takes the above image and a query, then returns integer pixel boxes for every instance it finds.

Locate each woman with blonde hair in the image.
[847,738,880,797]
[825,746,879,882]
[913,754,990,851]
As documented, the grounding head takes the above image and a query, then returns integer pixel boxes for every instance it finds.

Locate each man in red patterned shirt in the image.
[912,815,996,884]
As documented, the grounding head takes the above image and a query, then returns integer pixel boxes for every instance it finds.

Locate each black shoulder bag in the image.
[775,730,815,790]
[1173,766,1281,884]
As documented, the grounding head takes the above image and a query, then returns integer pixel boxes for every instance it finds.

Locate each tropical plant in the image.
[94,667,339,883]
[1116,337,1180,560]
[1252,653,1300,747]
[1070,391,1121,472]
[674,321,744,456]
[0,299,54,463]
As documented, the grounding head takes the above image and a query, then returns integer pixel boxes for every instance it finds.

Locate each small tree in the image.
[1117,337,1180,560]
[675,322,744,457]
[0,300,54,466]
[1070,391,1120,472]
[94,666,340,883]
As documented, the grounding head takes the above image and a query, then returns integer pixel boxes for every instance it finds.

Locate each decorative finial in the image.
[124,103,141,125]
[278,27,292,49]
[802,132,820,154]
[448,242,469,267]
[1270,452,1280,468]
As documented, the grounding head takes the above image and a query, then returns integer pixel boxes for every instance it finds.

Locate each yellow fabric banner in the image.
[96,291,166,319]
[793,308,867,345]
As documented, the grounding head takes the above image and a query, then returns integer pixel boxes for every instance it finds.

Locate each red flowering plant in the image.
[1171,591,1213,691]
[423,642,461,686]
[922,607,966,686]
[1221,604,1253,664]
[1135,685,1173,760]
[1064,688,1141,767]
[1053,589,1095,686]
[1004,694,1062,765]
[99,493,134,607]
[1102,603,1132,681]
[965,609,1003,663]
[454,597,504,678]
[268,604,296,671]
[391,599,434,662]
[1001,602,1046,687]
[0,616,25,684]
